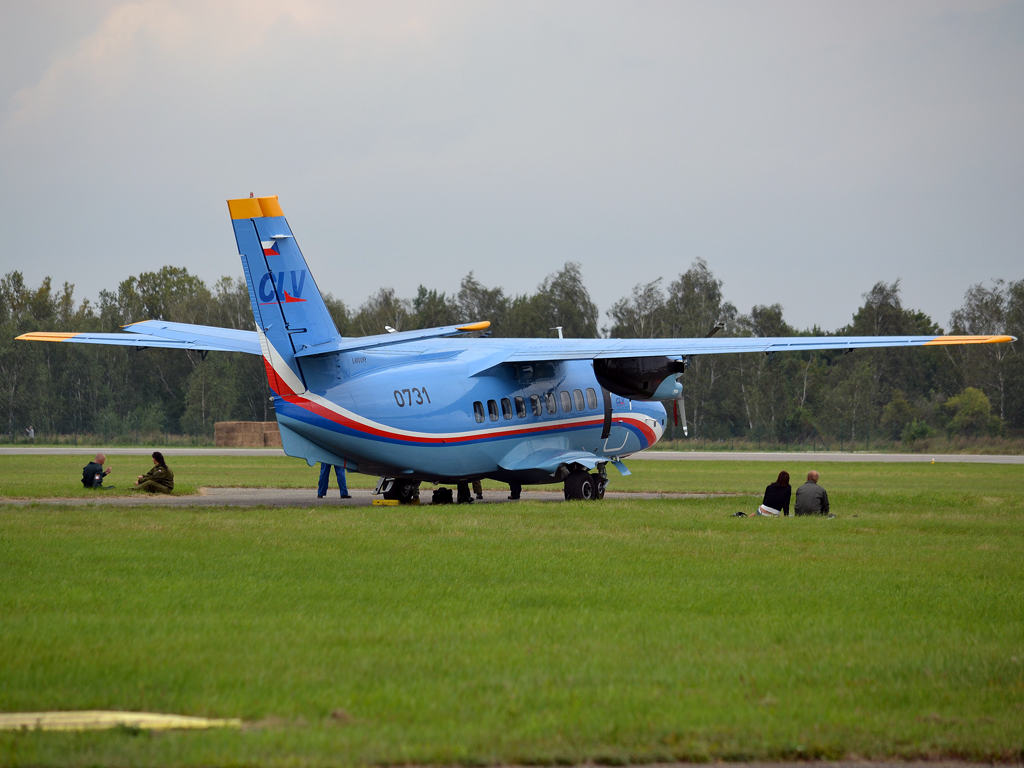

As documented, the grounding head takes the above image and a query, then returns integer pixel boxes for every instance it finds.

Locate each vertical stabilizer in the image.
[227,196,341,396]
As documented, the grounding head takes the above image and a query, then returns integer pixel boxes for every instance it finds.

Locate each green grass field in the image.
[1,457,1023,766]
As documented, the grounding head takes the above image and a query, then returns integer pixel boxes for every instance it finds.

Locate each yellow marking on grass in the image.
[0,711,241,732]
[14,332,78,342]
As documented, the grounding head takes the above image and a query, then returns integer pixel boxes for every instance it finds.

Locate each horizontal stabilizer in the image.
[293,321,491,358]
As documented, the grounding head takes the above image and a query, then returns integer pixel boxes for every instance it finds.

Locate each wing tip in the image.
[457,321,491,332]
[16,332,78,342]
[924,334,1016,346]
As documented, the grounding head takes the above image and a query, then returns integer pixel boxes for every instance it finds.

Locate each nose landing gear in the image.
[376,477,420,503]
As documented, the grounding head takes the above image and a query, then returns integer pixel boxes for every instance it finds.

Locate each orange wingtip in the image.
[16,332,78,342]
[227,195,283,220]
[456,321,491,332]
[923,335,1016,346]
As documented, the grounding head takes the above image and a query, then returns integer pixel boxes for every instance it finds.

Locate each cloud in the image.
[3,0,449,130]
[0,1,1022,332]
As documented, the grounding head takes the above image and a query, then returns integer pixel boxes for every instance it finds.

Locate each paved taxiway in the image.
[2,447,1022,463]
[0,487,738,508]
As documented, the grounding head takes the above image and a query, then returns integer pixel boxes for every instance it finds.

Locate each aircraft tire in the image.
[591,474,606,500]
[384,480,419,503]
[564,469,594,501]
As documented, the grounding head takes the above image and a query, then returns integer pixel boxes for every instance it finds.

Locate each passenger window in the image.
[560,391,572,412]
[488,399,499,421]
[531,394,542,416]
[586,388,598,409]
[501,397,513,420]
[545,392,557,414]
[473,401,484,423]
[515,396,526,418]
[573,389,585,410]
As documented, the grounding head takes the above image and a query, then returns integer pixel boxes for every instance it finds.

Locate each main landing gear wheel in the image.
[563,469,595,501]
[591,473,607,500]
[383,480,419,503]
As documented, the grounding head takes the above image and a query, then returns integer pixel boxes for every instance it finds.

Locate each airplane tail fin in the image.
[227,196,341,396]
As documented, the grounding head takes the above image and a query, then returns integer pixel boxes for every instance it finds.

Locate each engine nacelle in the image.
[593,356,686,401]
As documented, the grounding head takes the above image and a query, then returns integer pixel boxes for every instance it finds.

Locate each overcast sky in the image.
[2,0,1022,333]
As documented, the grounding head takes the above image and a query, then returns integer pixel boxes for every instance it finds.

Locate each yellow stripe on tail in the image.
[227,195,283,220]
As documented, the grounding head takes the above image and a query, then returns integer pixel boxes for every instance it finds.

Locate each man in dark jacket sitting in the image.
[81,454,112,489]
[795,470,830,515]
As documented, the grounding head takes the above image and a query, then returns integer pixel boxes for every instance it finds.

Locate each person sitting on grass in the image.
[757,470,791,517]
[81,453,113,489]
[795,470,830,516]
[133,451,174,494]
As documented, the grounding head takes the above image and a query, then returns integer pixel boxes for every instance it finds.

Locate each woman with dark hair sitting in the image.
[757,470,791,517]
[133,451,174,494]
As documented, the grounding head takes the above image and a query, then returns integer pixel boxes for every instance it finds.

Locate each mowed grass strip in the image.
[1,463,1023,766]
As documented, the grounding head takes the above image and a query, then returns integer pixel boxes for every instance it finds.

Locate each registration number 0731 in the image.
[394,387,431,407]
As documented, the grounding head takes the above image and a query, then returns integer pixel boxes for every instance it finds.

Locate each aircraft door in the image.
[602,391,629,452]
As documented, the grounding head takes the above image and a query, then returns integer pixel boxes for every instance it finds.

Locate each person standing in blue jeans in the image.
[318,463,351,499]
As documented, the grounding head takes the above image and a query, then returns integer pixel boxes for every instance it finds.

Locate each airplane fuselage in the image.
[273,345,666,484]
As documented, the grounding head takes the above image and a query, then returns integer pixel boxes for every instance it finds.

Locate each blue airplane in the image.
[19,195,1017,502]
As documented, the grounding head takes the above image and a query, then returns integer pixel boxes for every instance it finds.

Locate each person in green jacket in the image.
[133,451,174,493]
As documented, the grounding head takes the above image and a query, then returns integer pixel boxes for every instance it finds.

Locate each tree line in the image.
[1,262,1021,446]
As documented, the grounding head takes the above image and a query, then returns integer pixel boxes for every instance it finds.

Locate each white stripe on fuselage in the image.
[267,345,658,443]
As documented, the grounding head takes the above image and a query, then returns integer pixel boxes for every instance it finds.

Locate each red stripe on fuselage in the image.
[282,390,657,447]
[261,353,658,447]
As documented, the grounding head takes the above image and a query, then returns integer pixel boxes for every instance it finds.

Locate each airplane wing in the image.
[18,318,1014,366]
[16,320,262,355]
[460,333,1016,374]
